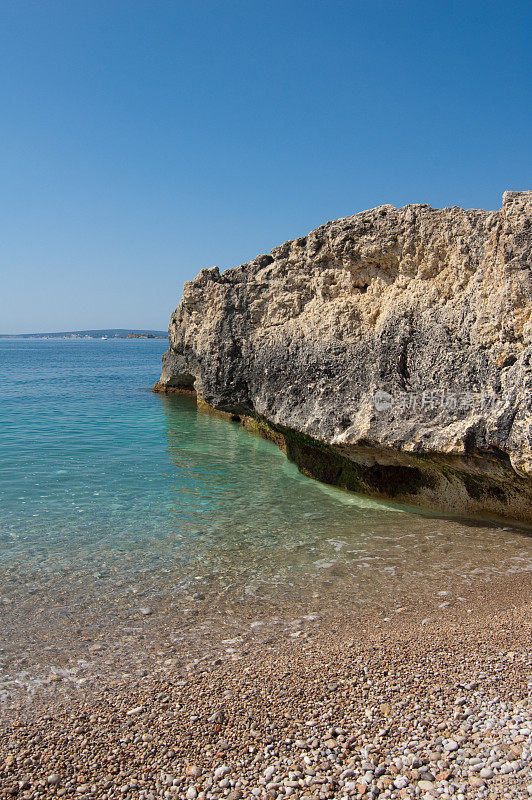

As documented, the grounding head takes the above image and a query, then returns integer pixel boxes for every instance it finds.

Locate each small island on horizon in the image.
[0,328,168,340]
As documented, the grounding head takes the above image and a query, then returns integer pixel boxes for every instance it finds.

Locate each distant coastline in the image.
[0,328,168,340]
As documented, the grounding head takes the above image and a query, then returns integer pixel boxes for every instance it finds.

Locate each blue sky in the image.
[1,0,530,333]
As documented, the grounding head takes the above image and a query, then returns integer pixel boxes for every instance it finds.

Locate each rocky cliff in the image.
[155,191,532,524]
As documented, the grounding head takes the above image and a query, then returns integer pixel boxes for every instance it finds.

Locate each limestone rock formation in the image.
[155,191,532,524]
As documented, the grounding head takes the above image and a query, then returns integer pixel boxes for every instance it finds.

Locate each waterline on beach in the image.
[0,339,531,710]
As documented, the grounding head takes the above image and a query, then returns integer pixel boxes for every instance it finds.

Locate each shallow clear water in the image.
[0,339,531,709]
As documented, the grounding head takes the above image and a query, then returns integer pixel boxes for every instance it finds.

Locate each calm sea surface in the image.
[0,339,531,710]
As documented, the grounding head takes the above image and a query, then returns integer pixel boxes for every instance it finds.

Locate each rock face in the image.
[155,191,532,524]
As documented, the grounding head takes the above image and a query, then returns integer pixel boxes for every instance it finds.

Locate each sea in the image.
[1,338,531,711]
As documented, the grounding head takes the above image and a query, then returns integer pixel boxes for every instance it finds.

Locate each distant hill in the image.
[0,329,168,339]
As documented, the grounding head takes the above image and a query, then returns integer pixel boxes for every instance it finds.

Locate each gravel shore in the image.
[1,574,530,800]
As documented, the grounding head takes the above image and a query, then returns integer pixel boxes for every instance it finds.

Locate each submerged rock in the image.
[155,191,532,523]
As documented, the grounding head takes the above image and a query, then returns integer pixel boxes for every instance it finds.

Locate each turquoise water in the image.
[0,339,408,580]
[0,339,531,708]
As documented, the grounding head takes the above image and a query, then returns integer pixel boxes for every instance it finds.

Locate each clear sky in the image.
[1,0,530,333]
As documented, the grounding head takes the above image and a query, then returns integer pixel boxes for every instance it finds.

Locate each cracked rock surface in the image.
[156,191,532,522]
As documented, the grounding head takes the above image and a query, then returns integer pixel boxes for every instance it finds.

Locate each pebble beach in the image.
[1,573,530,800]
